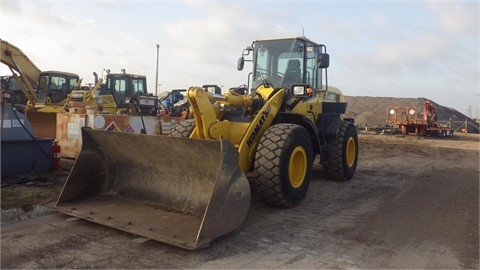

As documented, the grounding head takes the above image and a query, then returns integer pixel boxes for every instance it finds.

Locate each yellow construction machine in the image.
[103,70,159,116]
[1,39,81,137]
[2,39,160,138]
[1,39,82,111]
[67,69,159,116]
[55,37,358,250]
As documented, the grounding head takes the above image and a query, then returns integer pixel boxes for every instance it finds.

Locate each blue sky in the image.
[1,0,478,116]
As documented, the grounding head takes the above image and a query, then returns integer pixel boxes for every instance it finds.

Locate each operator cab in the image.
[36,71,79,106]
[238,36,329,93]
[104,71,148,108]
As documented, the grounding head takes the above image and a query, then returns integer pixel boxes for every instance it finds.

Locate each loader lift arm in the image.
[186,85,285,173]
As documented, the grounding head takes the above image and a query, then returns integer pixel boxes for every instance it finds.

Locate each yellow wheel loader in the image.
[66,70,157,116]
[55,36,358,250]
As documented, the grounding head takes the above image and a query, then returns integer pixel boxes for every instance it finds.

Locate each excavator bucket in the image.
[55,128,251,250]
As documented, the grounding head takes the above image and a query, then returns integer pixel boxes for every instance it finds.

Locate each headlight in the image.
[139,98,156,106]
[389,109,395,115]
[409,109,415,115]
[293,86,305,95]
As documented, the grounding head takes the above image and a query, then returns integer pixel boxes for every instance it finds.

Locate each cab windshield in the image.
[36,73,78,105]
[106,75,147,107]
[252,38,321,90]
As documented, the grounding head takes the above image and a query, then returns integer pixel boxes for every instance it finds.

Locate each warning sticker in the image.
[12,119,24,128]
[124,123,135,133]
[105,121,121,132]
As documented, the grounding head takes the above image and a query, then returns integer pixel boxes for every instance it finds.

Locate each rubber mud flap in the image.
[55,128,251,250]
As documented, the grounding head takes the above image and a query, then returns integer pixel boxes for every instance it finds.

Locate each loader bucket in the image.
[55,128,251,250]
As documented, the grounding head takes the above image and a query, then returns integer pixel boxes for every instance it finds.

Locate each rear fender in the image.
[316,102,347,138]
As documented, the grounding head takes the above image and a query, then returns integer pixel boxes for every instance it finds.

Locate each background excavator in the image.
[1,39,82,137]
[55,36,358,250]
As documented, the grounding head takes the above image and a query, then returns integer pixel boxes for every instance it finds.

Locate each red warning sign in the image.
[124,123,135,133]
[105,121,121,132]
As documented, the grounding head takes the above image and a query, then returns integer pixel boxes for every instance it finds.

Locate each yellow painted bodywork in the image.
[346,137,356,167]
[187,85,285,173]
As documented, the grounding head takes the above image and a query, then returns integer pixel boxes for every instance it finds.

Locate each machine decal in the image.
[67,122,80,139]
[124,123,135,133]
[12,119,23,128]
[105,121,121,132]
[2,119,12,128]
[247,105,271,147]
[93,115,106,129]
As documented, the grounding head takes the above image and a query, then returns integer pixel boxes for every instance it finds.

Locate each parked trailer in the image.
[387,101,453,137]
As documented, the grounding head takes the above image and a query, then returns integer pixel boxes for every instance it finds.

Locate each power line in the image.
[467,105,472,118]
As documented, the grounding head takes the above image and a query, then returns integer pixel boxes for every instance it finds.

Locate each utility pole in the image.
[155,44,159,96]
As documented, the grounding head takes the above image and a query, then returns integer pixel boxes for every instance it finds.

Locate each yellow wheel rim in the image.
[346,137,356,167]
[289,146,307,188]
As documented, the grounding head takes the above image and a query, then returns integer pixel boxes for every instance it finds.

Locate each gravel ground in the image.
[1,133,478,269]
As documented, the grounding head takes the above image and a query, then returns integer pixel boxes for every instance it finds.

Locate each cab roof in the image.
[252,36,324,47]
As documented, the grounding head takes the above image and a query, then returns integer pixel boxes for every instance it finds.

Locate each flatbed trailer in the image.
[387,101,453,137]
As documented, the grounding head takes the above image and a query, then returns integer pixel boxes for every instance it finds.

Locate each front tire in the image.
[254,123,313,208]
[170,118,195,137]
[323,120,358,180]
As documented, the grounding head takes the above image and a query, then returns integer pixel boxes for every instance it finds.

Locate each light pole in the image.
[155,44,159,96]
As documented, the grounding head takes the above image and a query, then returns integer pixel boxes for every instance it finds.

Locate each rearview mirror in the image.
[237,57,244,71]
[317,53,330,69]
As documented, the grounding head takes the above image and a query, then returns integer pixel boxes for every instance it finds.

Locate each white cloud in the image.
[1,1,477,113]
[427,1,478,34]
[370,14,390,29]
[340,2,477,77]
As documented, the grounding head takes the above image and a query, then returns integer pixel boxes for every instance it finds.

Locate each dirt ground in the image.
[1,132,479,269]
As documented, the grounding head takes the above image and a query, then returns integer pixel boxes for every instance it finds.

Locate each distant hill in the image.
[344,96,479,133]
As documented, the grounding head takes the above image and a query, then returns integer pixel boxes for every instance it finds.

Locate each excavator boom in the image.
[1,39,41,85]
[1,39,41,107]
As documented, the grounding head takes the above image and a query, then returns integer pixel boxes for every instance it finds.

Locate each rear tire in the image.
[323,120,358,180]
[170,119,195,137]
[254,123,313,208]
